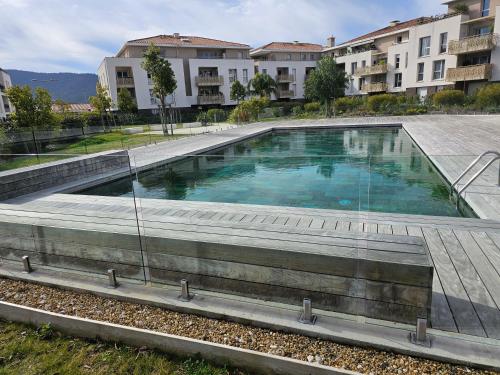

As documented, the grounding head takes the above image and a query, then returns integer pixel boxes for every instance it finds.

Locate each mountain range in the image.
[6,70,98,104]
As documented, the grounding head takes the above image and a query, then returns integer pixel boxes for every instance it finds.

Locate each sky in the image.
[0,0,446,74]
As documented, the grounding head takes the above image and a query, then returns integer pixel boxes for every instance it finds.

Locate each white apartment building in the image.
[250,42,322,100]
[324,0,500,98]
[0,68,13,121]
[98,34,255,111]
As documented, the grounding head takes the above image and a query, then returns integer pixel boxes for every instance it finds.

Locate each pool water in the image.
[78,128,474,217]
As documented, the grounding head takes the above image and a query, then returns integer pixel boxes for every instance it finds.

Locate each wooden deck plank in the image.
[364,223,378,234]
[336,221,351,232]
[392,225,408,236]
[377,224,393,235]
[422,228,485,336]
[475,232,500,276]
[438,229,500,338]
[308,218,324,229]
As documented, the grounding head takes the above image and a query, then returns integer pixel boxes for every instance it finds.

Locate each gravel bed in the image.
[0,278,497,375]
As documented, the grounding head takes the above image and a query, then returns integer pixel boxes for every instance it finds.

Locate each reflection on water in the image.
[78,128,474,217]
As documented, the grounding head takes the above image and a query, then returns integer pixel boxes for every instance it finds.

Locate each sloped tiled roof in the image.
[52,103,94,113]
[252,42,323,53]
[127,34,251,49]
[337,18,426,47]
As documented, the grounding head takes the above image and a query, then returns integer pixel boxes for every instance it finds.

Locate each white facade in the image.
[0,69,13,120]
[254,60,317,100]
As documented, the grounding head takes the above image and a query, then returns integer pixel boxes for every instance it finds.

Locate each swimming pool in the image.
[77,127,474,217]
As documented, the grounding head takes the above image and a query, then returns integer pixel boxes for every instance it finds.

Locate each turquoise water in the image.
[78,128,474,217]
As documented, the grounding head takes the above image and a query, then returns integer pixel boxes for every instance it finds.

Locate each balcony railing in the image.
[446,64,492,82]
[276,74,295,83]
[355,64,388,76]
[277,89,294,98]
[116,77,135,86]
[197,93,225,105]
[448,34,497,55]
[361,82,388,93]
[195,76,224,86]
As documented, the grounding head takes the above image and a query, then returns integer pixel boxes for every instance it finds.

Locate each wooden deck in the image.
[3,193,500,339]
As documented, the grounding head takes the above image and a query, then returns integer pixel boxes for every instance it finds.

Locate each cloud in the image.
[0,0,447,73]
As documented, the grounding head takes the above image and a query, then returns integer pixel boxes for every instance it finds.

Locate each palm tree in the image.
[247,73,277,98]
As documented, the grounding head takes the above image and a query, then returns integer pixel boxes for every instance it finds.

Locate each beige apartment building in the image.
[98,34,255,110]
[324,0,500,98]
[0,68,13,121]
[250,42,322,100]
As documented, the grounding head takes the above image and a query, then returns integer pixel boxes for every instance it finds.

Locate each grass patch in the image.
[0,320,246,375]
[0,131,185,172]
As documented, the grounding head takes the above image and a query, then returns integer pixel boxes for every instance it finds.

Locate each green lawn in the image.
[0,131,185,172]
[0,320,245,375]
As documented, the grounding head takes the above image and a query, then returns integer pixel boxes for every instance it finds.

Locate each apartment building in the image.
[250,42,322,100]
[0,68,13,121]
[98,34,255,111]
[323,0,500,98]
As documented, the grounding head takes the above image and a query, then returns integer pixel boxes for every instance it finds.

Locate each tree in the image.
[247,73,276,98]
[117,88,138,113]
[5,85,60,129]
[141,43,177,135]
[89,83,113,128]
[304,56,349,117]
[230,80,246,104]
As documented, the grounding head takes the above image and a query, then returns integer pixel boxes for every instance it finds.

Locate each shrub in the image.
[334,97,364,112]
[292,105,304,116]
[228,96,269,123]
[197,112,210,125]
[304,102,321,112]
[367,94,398,112]
[206,108,227,122]
[432,89,465,107]
[475,83,500,109]
[272,107,282,117]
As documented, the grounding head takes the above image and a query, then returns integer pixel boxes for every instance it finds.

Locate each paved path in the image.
[128,114,500,220]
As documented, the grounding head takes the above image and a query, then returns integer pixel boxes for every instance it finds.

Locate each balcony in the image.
[446,64,492,82]
[197,93,225,105]
[355,64,388,76]
[361,82,388,93]
[116,77,135,86]
[448,34,497,55]
[276,74,295,83]
[195,76,224,86]
[277,89,294,98]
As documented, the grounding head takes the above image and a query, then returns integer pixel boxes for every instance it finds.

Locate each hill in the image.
[6,70,97,104]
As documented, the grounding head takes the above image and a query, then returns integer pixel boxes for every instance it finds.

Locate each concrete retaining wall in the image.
[0,301,357,375]
[0,150,129,201]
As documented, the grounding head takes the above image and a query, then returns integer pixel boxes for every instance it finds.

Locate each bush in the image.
[432,89,465,107]
[475,83,500,109]
[334,97,364,112]
[304,102,321,112]
[197,112,210,125]
[292,105,304,116]
[367,94,398,112]
[206,108,227,122]
[272,107,282,117]
[228,97,269,123]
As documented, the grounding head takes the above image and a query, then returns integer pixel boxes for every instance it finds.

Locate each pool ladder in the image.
[450,151,500,208]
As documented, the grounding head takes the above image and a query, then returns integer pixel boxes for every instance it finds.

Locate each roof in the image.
[52,103,94,113]
[251,42,323,55]
[125,34,251,49]
[333,18,424,49]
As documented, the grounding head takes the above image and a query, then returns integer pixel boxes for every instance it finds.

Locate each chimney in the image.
[389,20,400,27]
[327,35,336,48]
[173,32,180,38]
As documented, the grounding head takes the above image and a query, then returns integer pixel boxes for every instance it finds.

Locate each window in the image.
[405,52,408,68]
[481,0,490,17]
[286,54,292,60]
[394,73,402,88]
[149,89,156,105]
[439,33,448,54]
[473,26,491,36]
[396,35,403,44]
[242,69,248,84]
[395,54,400,69]
[262,69,267,75]
[351,62,357,74]
[229,69,237,83]
[359,78,365,90]
[417,62,425,81]
[147,73,152,85]
[361,60,366,67]
[302,53,307,60]
[310,54,316,60]
[292,68,296,81]
[419,36,431,57]
[433,60,445,80]
[116,71,129,78]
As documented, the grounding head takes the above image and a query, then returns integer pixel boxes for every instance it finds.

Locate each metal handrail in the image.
[450,151,500,206]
